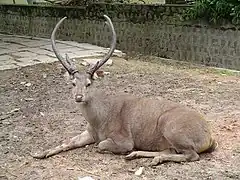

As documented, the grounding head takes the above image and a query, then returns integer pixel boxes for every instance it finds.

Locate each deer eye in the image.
[86,83,91,87]
[72,82,76,87]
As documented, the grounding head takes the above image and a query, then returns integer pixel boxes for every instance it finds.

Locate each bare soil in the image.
[0,56,239,180]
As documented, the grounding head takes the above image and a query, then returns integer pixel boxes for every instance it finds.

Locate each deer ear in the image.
[63,71,74,82]
[95,70,105,78]
[69,74,75,80]
[91,70,105,80]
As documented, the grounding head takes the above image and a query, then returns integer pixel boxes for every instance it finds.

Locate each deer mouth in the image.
[75,95,84,103]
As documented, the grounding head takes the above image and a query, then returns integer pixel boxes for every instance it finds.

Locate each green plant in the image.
[231,3,240,24]
[184,0,240,25]
[45,0,131,6]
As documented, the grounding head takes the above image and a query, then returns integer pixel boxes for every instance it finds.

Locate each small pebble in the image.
[24,98,34,101]
[25,82,32,87]
[135,167,144,176]
[78,176,95,180]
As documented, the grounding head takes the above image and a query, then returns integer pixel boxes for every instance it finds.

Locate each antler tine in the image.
[65,54,78,74]
[51,17,78,75]
[87,15,117,77]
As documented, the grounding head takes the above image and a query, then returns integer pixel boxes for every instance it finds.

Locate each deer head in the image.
[51,15,116,103]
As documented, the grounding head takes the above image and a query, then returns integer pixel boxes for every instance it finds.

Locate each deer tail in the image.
[203,138,218,153]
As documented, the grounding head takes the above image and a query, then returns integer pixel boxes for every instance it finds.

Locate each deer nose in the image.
[75,94,83,102]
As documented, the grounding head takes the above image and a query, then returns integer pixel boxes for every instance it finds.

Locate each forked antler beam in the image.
[51,17,79,75]
[86,15,117,77]
[51,15,116,78]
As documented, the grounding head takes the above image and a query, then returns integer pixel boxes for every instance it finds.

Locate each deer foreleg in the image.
[31,130,95,159]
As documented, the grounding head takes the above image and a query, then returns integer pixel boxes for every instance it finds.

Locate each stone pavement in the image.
[0,33,125,71]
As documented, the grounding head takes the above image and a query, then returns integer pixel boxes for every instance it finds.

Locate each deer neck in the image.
[79,91,108,129]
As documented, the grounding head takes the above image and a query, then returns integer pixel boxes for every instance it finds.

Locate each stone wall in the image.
[0,3,239,70]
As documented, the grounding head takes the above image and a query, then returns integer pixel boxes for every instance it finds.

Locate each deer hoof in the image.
[124,151,139,160]
[30,152,47,159]
[30,150,52,159]
[150,156,163,166]
[96,149,108,154]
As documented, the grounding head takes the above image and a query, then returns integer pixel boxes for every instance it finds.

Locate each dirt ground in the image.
[0,55,239,180]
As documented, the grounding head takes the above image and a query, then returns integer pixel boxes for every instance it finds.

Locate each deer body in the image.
[81,92,213,153]
[32,15,217,165]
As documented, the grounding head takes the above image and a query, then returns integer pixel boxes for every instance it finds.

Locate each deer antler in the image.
[51,17,79,75]
[51,15,116,77]
[87,15,117,78]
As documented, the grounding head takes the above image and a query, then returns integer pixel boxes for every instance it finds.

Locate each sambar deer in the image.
[32,15,217,165]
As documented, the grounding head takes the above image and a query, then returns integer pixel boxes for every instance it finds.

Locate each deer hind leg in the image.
[31,130,95,159]
[150,149,199,166]
[147,130,201,165]
[125,149,173,160]
[98,137,134,154]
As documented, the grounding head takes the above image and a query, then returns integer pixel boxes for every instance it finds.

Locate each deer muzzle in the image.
[75,94,83,102]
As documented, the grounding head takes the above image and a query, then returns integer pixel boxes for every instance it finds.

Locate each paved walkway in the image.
[0,33,125,71]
